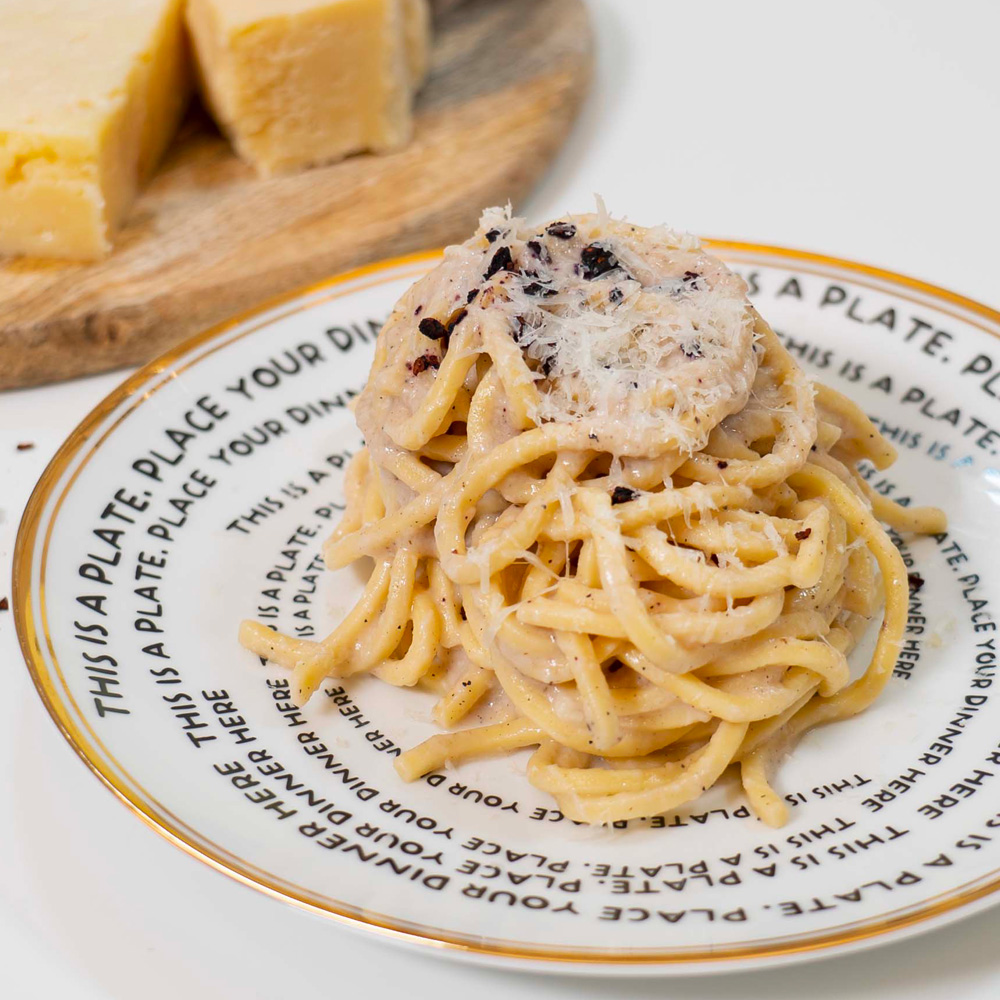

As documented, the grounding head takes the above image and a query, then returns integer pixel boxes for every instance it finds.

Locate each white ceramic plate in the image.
[15,245,1000,975]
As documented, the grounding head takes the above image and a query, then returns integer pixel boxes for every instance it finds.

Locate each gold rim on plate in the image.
[13,244,1000,969]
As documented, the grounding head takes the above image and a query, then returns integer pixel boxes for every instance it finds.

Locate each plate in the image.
[14,244,1000,975]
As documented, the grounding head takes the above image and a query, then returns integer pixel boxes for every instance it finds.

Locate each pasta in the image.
[239,204,945,827]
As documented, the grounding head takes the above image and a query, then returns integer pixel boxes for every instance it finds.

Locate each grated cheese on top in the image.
[358,202,760,460]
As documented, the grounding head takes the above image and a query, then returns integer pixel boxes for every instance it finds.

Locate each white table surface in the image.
[3,1,999,996]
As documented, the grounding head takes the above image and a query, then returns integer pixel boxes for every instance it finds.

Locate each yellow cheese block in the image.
[0,1,190,261]
[186,0,431,177]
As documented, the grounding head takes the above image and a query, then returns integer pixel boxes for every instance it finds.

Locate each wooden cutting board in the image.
[0,0,592,389]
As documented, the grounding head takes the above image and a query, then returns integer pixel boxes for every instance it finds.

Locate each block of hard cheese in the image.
[0,0,190,261]
[186,0,431,177]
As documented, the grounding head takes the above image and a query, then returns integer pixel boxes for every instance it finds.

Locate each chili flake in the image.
[611,486,638,505]
[522,281,557,297]
[580,243,618,280]
[484,245,515,279]
[410,354,440,375]
[546,222,576,239]
[418,317,448,340]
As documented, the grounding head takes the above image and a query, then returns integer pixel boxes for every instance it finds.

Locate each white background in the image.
[2,0,999,996]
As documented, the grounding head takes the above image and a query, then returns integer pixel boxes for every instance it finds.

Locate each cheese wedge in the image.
[186,0,431,177]
[0,0,190,261]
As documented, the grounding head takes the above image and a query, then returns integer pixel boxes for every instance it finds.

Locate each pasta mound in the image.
[240,207,945,827]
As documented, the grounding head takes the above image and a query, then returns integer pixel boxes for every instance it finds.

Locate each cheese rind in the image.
[186,0,430,177]
[0,0,190,260]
